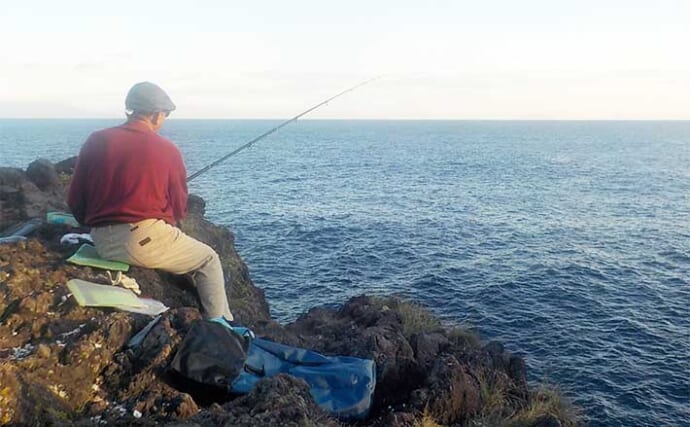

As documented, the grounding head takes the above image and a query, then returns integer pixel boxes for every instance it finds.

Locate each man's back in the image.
[68,121,187,227]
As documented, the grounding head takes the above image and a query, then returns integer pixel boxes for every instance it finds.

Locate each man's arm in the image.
[67,138,93,225]
[169,147,189,223]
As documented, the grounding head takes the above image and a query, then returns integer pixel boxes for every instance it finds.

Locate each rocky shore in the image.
[0,158,578,426]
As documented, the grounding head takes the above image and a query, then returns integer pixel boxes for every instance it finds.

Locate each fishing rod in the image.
[186,77,379,182]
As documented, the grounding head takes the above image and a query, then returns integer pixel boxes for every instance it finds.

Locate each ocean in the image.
[1,119,688,426]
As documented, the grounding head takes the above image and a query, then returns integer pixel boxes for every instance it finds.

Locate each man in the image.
[68,81,233,320]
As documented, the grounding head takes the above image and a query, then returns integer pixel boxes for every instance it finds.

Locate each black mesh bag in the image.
[169,320,248,397]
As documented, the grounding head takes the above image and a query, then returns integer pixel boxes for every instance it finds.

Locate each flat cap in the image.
[125,81,176,113]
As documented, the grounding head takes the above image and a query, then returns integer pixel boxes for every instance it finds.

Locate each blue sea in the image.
[1,119,689,426]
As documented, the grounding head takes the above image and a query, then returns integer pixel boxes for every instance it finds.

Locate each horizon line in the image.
[1,117,689,122]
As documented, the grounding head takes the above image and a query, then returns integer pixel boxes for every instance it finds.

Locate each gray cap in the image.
[125,81,176,113]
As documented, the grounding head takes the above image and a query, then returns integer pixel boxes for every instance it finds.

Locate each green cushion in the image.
[67,244,129,272]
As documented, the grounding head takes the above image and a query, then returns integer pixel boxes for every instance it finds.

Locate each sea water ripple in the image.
[1,119,688,426]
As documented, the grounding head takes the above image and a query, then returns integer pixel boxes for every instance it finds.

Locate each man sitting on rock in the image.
[67,81,233,320]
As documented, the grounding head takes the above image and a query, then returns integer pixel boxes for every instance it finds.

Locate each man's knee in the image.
[195,246,223,281]
[203,248,221,269]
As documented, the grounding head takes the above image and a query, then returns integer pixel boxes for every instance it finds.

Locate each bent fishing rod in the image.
[186,77,379,182]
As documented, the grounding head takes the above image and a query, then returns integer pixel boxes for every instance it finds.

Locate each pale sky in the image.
[0,0,688,119]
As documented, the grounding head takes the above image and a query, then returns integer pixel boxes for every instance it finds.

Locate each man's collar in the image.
[121,119,155,132]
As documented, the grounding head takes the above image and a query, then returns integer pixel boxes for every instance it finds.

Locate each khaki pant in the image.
[91,219,233,320]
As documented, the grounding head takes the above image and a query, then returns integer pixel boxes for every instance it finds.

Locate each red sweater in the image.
[68,121,188,226]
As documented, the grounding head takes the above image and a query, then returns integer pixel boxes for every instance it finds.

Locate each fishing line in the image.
[186,77,379,182]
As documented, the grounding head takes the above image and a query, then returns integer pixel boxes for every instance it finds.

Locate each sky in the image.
[0,0,688,119]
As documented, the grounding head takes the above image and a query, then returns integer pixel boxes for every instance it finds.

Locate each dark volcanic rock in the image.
[287,295,529,424]
[419,354,481,424]
[0,167,44,229]
[531,413,564,427]
[191,375,339,427]
[0,158,576,427]
[410,331,451,368]
[26,158,60,191]
[54,156,78,176]
[0,159,286,424]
